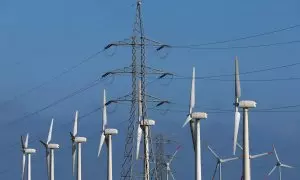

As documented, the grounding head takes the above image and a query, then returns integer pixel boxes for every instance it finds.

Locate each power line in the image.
[171,40,300,50]
[5,77,103,126]
[169,62,300,80]
[0,49,104,109]
[175,24,300,47]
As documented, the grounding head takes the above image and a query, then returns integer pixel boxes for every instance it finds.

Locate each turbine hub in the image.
[140,119,155,126]
[74,137,87,143]
[104,128,118,135]
[191,112,207,119]
[48,143,60,149]
[239,100,256,108]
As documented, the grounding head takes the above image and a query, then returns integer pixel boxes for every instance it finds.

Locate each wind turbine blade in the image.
[168,145,181,164]
[40,140,47,147]
[72,143,77,176]
[138,80,142,117]
[189,67,195,114]
[136,124,143,160]
[182,115,192,127]
[235,57,241,98]
[268,165,277,176]
[273,145,280,162]
[22,153,26,180]
[47,119,54,144]
[21,136,25,149]
[212,163,219,180]
[251,152,271,159]
[190,120,196,152]
[208,145,220,159]
[73,110,78,137]
[223,157,239,162]
[281,164,294,168]
[46,149,50,179]
[98,133,106,157]
[236,142,243,151]
[25,133,29,148]
[102,89,107,131]
[233,111,240,155]
[170,171,176,180]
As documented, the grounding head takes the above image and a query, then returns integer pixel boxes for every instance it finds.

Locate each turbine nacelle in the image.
[104,128,118,135]
[239,100,257,109]
[191,112,208,120]
[74,137,87,143]
[48,143,60,149]
[24,148,37,154]
[140,119,155,126]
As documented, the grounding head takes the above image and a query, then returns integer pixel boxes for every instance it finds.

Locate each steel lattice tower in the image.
[103,1,171,179]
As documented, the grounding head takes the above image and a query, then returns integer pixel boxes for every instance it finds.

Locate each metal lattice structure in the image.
[103,1,172,179]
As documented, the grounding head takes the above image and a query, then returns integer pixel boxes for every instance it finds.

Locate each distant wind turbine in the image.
[21,134,36,180]
[183,67,208,180]
[207,145,238,180]
[40,119,60,180]
[98,89,118,180]
[70,110,87,180]
[165,145,181,180]
[136,80,156,180]
[267,145,294,180]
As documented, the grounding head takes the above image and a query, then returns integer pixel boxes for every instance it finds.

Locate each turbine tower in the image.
[98,89,118,180]
[239,100,256,180]
[136,80,155,180]
[40,119,60,180]
[70,110,87,180]
[233,57,241,155]
[183,67,208,180]
[137,118,155,180]
[267,145,294,180]
[21,134,36,180]
[207,145,238,180]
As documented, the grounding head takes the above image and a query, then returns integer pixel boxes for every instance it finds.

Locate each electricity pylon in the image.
[103,1,171,179]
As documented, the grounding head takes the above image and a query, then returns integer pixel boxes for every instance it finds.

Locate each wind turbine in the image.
[136,80,156,180]
[21,134,36,180]
[183,67,208,180]
[267,145,294,180]
[233,57,241,156]
[165,145,181,180]
[207,145,239,180]
[98,89,118,180]
[239,100,256,180]
[40,119,60,180]
[70,110,87,180]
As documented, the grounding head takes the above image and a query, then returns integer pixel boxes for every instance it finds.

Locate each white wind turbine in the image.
[233,57,241,156]
[207,145,239,180]
[267,145,294,180]
[98,89,118,180]
[165,145,181,180]
[136,80,156,180]
[40,119,60,180]
[70,110,87,180]
[21,134,36,180]
[183,67,208,180]
[239,100,257,180]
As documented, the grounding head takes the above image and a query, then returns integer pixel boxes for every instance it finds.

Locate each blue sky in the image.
[0,0,300,179]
